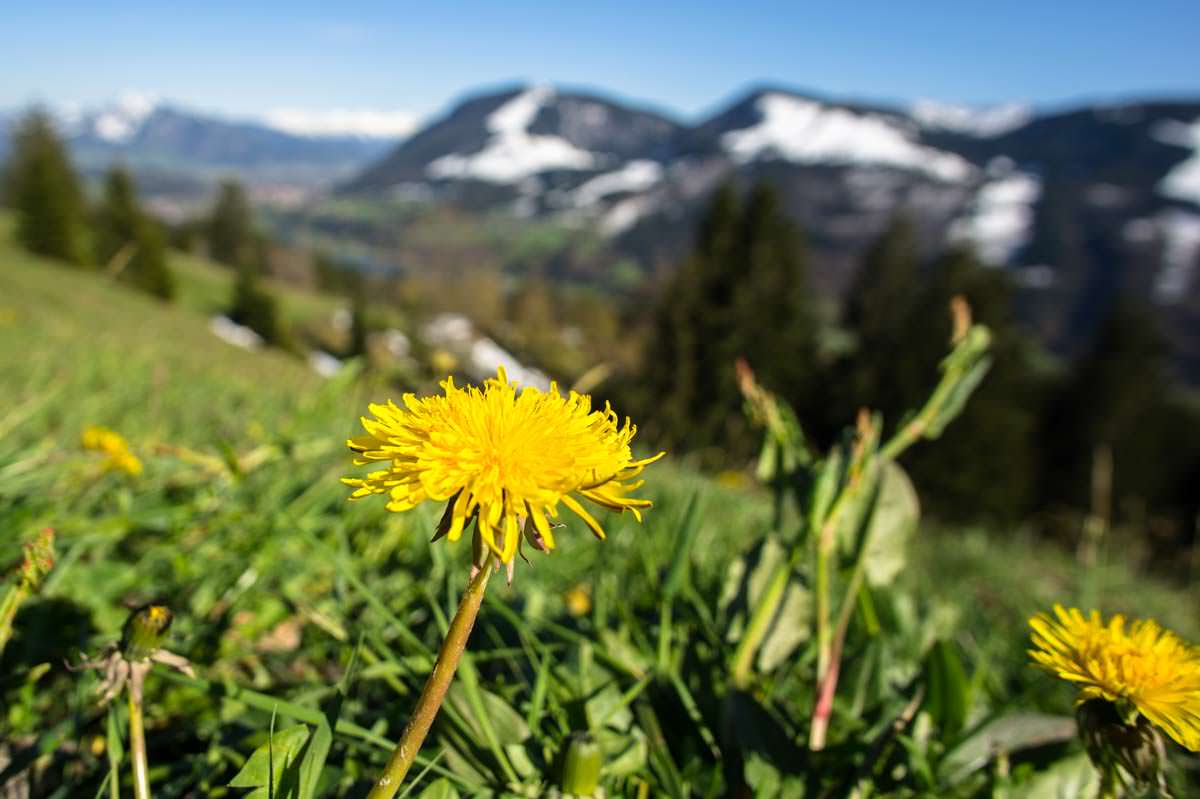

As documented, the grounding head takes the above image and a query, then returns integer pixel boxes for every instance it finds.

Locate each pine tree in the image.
[639,182,818,460]
[731,184,819,414]
[230,260,285,348]
[347,277,369,360]
[3,109,89,266]
[1041,303,1175,520]
[93,167,174,300]
[839,216,925,427]
[207,180,253,268]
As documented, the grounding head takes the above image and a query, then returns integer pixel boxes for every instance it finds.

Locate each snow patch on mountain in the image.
[92,91,159,142]
[1153,117,1200,206]
[722,93,972,182]
[572,160,663,207]
[1133,209,1200,301]
[427,87,596,183]
[910,99,1032,137]
[948,166,1041,264]
[262,108,419,139]
[601,194,658,235]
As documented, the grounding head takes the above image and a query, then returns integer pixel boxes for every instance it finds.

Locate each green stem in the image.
[367,560,494,799]
[127,675,151,799]
[730,555,794,689]
[0,583,29,657]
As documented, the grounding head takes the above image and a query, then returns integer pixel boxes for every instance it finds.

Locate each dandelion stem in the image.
[367,559,494,799]
[127,674,152,799]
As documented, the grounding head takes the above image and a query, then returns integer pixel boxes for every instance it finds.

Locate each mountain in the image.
[1,94,404,209]
[343,85,683,216]
[341,84,1200,362]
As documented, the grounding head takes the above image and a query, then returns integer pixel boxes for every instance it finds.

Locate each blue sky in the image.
[5,0,1198,124]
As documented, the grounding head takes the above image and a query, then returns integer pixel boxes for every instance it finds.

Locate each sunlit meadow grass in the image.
[2,217,1198,796]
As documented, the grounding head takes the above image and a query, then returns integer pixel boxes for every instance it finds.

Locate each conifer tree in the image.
[839,215,924,426]
[1041,303,1176,521]
[230,259,285,348]
[93,167,174,300]
[3,109,89,265]
[640,182,817,460]
[347,276,369,360]
[207,180,253,268]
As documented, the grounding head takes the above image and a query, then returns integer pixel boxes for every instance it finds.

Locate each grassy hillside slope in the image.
[2,220,1197,795]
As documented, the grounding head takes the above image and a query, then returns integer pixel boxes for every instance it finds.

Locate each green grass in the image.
[2,222,1198,797]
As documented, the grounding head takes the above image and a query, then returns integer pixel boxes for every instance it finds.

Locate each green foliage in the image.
[207,179,255,268]
[231,261,288,348]
[3,109,90,266]
[93,167,175,300]
[2,220,1199,797]
[638,182,818,461]
[901,247,1043,523]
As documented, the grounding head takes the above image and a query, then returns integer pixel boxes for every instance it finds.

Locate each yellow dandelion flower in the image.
[1030,604,1200,751]
[81,425,128,454]
[81,425,143,476]
[108,450,144,476]
[564,584,592,617]
[344,367,663,564]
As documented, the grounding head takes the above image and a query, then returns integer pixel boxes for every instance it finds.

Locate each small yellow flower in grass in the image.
[1029,604,1200,751]
[81,425,143,476]
[344,368,663,564]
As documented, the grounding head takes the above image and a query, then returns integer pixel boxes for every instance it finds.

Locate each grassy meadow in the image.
[2,217,1198,797]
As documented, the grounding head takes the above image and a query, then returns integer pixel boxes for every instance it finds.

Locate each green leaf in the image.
[228,724,310,798]
[662,491,702,600]
[105,704,125,799]
[413,777,461,799]
[1020,753,1101,799]
[923,639,970,738]
[938,713,1076,785]
[444,682,530,744]
[860,461,919,586]
[719,536,812,672]
[595,727,648,777]
[926,355,993,439]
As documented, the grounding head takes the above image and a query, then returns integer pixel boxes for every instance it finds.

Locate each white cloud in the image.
[261,108,420,139]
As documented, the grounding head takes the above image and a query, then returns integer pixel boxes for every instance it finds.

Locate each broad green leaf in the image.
[938,713,1076,785]
[860,461,919,586]
[595,727,648,777]
[720,536,812,673]
[1021,753,1101,799]
[444,682,530,744]
[228,724,310,798]
[757,580,811,672]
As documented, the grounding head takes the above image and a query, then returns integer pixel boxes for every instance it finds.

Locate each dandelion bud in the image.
[20,528,55,589]
[122,604,173,661]
[560,732,602,797]
[1076,698,1166,789]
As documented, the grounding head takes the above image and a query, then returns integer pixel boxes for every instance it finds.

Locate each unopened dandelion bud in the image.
[1077,698,1166,789]
[560,732,602,797]
[20,528,55,589]
[122,604,173,661]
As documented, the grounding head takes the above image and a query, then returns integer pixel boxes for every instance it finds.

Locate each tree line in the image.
[624,182,1200,567]
[0,109,299,350]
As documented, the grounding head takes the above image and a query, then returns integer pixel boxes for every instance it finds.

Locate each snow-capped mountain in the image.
[0,93,407,206]
[339,83,1200,361]
[342,85,682,213]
